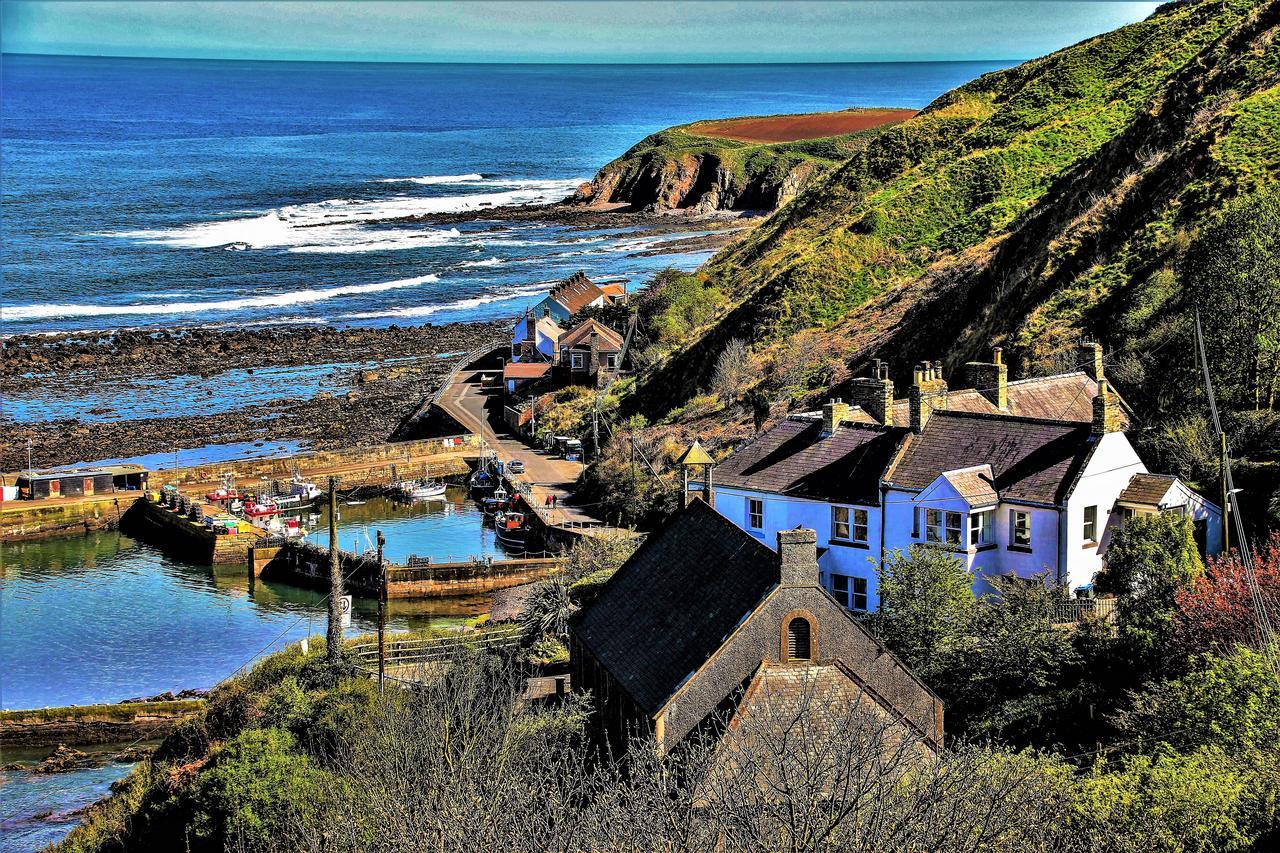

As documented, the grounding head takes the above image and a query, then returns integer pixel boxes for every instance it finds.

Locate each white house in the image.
[511,311,563,362]
[706,346,1222,612]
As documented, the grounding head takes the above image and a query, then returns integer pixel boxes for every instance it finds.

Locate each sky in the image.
[0,1,1161,63]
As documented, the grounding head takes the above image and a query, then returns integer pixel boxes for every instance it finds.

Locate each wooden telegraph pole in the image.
[376,529,387,694]
[326,476,343,663]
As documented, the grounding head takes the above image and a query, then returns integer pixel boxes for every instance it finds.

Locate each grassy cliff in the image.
[571,109,911,212]
[628,0,1280,424]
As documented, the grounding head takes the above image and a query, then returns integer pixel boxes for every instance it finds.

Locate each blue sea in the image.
[1,55,1012,336]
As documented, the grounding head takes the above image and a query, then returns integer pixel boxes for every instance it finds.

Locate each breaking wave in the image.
[457,257,504,268]
[374,173,486,184]
[343,282,550,321]
[3,275,439,321]
[112,179,583,251]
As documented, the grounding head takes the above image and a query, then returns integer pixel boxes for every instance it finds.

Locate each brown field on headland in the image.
[686,108,917,143]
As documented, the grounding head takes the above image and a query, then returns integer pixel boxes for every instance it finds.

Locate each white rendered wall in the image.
[1064,433,1146,591]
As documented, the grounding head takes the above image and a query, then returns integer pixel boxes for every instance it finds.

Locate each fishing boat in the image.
[494,511,527,549]
[396,480,447,501]
[241,498,280,518]
[206,487,239,503]
[469,469,495,493]
[264,516,306,538]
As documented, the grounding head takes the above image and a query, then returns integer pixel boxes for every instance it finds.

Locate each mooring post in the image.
[376,529,387,695]
[326,476,343,664]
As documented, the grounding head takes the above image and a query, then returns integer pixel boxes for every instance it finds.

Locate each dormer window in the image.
[786,617,812,661]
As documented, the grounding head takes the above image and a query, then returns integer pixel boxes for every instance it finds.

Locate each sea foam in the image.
[3,275,439,321]
[343,282,550,321]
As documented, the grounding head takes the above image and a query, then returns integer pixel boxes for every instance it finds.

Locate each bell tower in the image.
[677,440,715,509]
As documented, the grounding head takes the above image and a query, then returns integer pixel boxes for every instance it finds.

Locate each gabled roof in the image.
[1117,472,1178,507]
[678,440,714,466]
[559,318,624,351]
[504,362,552,380]
[715,418,908,507]
[885,411,1095,506]
[570,500,781,716]
[600,282,627,299]
[549,270,606,315]
[938,465,998,507]
[888,373,1131,427]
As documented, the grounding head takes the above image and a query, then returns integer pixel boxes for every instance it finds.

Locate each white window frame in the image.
[1083,505,1098,543]
[970,509,994,547]
[853,508,869,544]
[1011,509,1032,547]
[570,351,585,370]
[831,505,851,541]
[926,509,963,546]
[830,574,869,611]
[604,352,618,370]
[747,497,764,530]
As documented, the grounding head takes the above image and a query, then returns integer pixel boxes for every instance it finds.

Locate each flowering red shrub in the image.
[1175,533,1280,654]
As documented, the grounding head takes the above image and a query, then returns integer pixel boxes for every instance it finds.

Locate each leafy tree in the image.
[1071,746,1280,853]
[874,546,977,679]
[1116,645,1280,756]
[187,727,326,850]
[1095,513,1205,678]
[1176,532,1280,655]
[943,575,1082,746]
[1188,190,1280,411]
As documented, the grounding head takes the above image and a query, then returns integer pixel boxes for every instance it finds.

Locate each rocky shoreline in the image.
[0,322,505,472]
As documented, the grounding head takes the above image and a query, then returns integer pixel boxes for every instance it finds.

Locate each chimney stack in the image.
[909,360,949,433]
[1091,378,1122,436]
[777,527,819,587]
[849,360,895,425]
[1078,341,1104,382]
[965,345,1008,410]
[822,398,851,436]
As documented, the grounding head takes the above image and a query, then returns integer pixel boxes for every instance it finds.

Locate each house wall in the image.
[657,585,943,749]
[883,486,1061,595]
[714,486,883,609]
[1063,432,1146,591]
[1167,482,1224,556]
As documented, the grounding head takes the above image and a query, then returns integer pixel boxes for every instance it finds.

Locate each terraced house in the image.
[711,344,1223,611]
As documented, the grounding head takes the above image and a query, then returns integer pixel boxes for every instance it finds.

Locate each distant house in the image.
[15,464,149,500]
[503,360,552,395]
[510,311,563,363]
[531,270,624,324]
[710,344,1222,609]
[556,319,624,384]
[569,498,943,756]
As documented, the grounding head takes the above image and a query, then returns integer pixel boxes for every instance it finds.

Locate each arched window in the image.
[786,617,812,661]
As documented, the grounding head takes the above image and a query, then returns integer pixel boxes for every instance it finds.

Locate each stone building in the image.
[568,498,943,756]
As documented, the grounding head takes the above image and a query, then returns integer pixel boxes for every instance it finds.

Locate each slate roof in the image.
[888,373,1131,427]
[550,271,607,314]
[559,319,624,351]
[715,418,907,507]
[886,411,1095,506]
[1118,472,1177,506]
[570,499,781,716]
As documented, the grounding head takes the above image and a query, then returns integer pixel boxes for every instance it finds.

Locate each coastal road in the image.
[435,365,620,535]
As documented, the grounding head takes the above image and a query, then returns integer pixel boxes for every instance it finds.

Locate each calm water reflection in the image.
[0,491,504,710]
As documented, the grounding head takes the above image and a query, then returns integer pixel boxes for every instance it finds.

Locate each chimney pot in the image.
[777,527,819,586]
[993,346,1003,365]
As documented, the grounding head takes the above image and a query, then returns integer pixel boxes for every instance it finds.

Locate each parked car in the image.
[507,460,526,475]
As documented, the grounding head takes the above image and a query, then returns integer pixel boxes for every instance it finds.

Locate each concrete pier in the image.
[121,498,263,564]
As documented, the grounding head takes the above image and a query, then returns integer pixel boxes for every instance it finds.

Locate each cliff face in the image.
[572,111,910,213]
[629,0,1280,418]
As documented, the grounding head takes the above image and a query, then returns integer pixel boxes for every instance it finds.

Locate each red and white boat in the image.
[241,499,280,518]
[206,487,240,503]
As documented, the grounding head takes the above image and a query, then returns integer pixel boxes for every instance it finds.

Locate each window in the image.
[1083,505,1098,543]
[832,574,869,611]
[1011,510,1032,547]
[830,507,868,543]
[604,353,618,370]
[570,351,585,370]
[832,506,850,540]
[786,617,812,660]
[926,509,963,546]
[970,510,994,547]
[747,498,764,530]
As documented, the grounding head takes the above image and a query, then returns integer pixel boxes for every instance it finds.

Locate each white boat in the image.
[397,480,447,501]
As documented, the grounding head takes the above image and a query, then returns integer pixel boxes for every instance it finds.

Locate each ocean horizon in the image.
[1,54,1014,336]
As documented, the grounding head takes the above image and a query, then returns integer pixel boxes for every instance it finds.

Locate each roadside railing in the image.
[1052,597,1118,625]
[348,626,523,671]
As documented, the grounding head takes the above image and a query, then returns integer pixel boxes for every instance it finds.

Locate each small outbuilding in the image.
[15,464,149,500]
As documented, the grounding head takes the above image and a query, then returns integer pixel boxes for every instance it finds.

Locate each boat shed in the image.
[16,464,149,500]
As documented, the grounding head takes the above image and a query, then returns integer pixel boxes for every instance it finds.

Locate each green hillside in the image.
[629,0,1279,423]
[570,109,909,212]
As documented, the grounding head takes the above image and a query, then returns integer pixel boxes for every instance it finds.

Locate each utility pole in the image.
[592,392,601,461]
[376,529,387,695]
[326,476,343,663]
[1221,431,1230,554]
